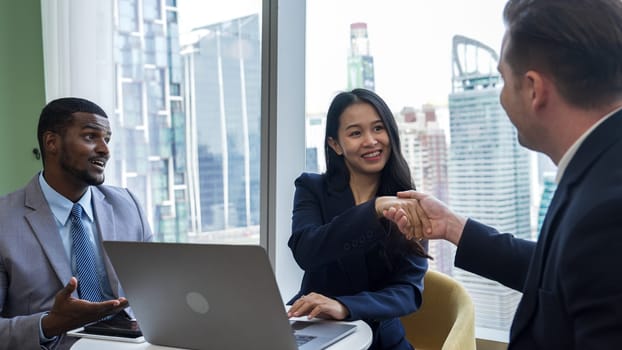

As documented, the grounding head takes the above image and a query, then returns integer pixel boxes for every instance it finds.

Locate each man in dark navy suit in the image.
[384,0,622,349]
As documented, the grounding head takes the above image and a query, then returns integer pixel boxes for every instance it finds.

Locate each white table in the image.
[71,319,372,350]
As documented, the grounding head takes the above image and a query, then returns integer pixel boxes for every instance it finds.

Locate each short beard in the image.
[59,155,105,187]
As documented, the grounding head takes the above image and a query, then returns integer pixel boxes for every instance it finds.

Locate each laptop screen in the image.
[102,241,356,350]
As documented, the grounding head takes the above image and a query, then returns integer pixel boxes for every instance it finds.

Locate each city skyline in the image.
[109,1,552,241]
[177,0,507,111]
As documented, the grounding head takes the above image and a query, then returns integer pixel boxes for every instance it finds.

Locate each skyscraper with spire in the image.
[347,22,375,91]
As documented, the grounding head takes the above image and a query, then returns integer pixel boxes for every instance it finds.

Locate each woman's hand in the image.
[287,292,349,320]
[375,196,431,240]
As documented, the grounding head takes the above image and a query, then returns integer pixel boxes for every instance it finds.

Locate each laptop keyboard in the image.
[291,321,316,346]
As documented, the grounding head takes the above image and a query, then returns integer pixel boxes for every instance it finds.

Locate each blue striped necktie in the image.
[70,203,105,302]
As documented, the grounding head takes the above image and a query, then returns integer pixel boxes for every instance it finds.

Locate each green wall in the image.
[0,0,46,195]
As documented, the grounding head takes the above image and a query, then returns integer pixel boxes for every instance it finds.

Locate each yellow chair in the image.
[401,270,476,350]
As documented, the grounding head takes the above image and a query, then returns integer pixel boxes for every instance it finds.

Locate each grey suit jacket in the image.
[0,174,153,350]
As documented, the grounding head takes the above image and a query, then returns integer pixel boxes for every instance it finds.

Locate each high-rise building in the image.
[398,106,450,205]
[347,22,375,91]
[111,0,189,242]
[448,35,531,330]
[182,14,261,239]
[397,106,453,275]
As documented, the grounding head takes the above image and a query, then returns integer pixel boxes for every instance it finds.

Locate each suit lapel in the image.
[325,184,353,220]
[510,184,568,341]
[92,187,123,297]
[92,187,116,241]
[24,176,74,288]
[510,110,622,342]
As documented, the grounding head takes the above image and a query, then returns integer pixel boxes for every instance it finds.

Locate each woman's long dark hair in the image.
[323,88,430,258]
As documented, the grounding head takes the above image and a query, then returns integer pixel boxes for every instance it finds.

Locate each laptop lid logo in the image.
[186,292,210,314]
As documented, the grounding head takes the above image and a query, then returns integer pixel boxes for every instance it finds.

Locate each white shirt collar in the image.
[38,172,94,225]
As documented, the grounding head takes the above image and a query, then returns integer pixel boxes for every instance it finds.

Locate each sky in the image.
[177,0,507,113]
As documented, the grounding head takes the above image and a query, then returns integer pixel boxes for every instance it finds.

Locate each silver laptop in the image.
[102,241,356,350]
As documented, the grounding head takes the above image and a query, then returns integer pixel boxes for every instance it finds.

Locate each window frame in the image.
[260,0,305,300]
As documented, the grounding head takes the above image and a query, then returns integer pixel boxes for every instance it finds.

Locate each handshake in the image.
[376,191,467,246]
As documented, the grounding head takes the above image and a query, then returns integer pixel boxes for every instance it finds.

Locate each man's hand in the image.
[384,190,467,245]
[375,196,431,240]
[287,292,349,321]
[41,277,129,337]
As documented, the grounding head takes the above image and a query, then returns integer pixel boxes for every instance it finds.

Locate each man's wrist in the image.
[39,312,57,343]
[446,215,467,245]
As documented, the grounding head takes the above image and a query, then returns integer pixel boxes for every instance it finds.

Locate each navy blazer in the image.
[289,173,427,350]
[455,110,622,349]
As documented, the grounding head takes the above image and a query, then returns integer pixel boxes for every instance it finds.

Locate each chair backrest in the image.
[400,270,476,350]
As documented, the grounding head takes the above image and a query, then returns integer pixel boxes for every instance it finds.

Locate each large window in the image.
[305,0,555,340]
[43,0,264,245]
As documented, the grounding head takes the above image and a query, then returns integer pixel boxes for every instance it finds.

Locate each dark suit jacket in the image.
[0,174,153,350]
[455,110,622,349]
[288,173,427,350]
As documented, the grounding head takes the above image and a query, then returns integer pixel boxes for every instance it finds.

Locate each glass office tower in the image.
[448,35,531,330]
[182,14,261,240]
[111,0,190,242]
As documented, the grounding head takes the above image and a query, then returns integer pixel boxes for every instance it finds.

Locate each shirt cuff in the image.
[39,312,57,344]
